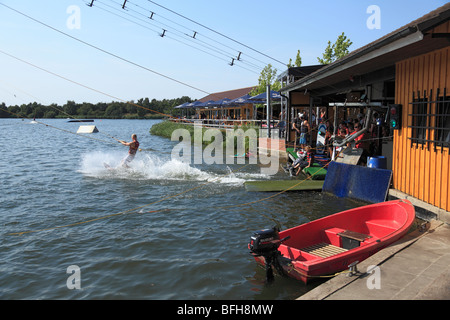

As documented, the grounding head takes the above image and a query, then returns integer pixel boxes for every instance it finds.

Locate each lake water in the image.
[0,118,361,300]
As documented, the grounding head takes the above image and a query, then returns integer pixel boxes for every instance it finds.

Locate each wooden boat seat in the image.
[301,242,348,258]
[336,230,372,249]
[338,230,372,242]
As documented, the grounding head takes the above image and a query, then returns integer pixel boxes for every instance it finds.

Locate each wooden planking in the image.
[431,20,450,34]
[301,243,348,258]
[441,46,450,211]
[439,47,449,211]
[424,51,434,203]
[442,147,449,211]
[394,46,450,211]
[338,230,371,242]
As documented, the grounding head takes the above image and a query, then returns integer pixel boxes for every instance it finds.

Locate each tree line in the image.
[0,96,192,119]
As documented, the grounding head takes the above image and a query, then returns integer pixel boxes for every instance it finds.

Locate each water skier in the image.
[119,133,139,168]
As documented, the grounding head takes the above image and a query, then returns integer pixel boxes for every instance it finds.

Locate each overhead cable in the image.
[0,2,212,96]
[146,0,287,67]
[115,0,271,69]
[91,0,263,73]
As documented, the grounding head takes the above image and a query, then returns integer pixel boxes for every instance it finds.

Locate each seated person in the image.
[285,148,305,170]
[290,145,315,176]
[290,148,305,163]
[324,126,333,157]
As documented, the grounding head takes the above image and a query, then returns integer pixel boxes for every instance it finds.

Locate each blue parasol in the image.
[185,101,204,108]
[197,100,215,107]
[225,94,254,106]
[249,90,282,102]
[206,98,231,107]
[174,102,190,109]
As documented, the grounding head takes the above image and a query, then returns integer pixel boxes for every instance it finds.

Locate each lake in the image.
[0,118,361,299]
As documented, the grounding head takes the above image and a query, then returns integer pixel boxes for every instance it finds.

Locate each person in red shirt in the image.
[353,123,366,149]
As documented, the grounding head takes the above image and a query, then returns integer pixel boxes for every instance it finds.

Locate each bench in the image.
[338,230,372,249]
[323,228,372,250]
[337,230,372,242]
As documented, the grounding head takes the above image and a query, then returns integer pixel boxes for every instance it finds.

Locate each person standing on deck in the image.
[298,114,310,149]
[119,134,139,168]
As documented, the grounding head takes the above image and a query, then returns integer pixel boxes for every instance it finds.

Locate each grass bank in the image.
[150,120,259,152]
[150,120,197,139]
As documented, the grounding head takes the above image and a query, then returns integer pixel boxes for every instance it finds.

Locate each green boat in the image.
[285,147,328,180]
[244,178,324,192]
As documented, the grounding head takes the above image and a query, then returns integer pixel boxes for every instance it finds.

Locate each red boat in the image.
[249,199,416,284]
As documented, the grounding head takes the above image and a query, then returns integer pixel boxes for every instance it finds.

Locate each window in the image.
[409,88,449,150]
[410,91,429,146]
[435,90,450,148]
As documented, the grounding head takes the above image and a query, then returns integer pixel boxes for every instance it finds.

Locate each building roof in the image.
[281,3,450,94]
[277,65,325,81]
[198,86,256,102]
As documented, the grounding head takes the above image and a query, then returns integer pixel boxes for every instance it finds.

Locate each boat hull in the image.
[252,199,415,284]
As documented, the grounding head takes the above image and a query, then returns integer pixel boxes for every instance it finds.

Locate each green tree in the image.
[20,104,31,116]
[126,102,137,114]
[34,105,45,118]
[78,103,93,116]
[137,105,146,117]
[0,103,9,118]
[287,49,302,68]
[47,104,61,117]
[63,100,77,116]
[104,102,123,118]
[317,32,353,65]
[251,64,281,96]
[9,106,20,117]
[44,110,57,118]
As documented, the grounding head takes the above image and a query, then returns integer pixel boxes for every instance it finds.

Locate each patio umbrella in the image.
[174,102,189,109]
[185,101,203,108]
[212,98,232,106]
[225,94,253,106]
[249,90,282,102]
[197,100,215,107]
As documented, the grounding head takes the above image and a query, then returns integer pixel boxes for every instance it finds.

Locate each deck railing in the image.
[169,118,282,130]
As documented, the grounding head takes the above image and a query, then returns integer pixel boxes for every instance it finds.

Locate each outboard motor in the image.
[249,227,290,282]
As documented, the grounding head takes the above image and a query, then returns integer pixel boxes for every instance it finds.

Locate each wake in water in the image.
[78,151,267,184]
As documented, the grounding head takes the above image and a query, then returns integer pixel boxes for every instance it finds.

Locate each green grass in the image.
[150,120,260,152]
[150,120,196,139]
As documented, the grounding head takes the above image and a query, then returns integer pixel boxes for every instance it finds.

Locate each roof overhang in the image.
[281,4,450,95]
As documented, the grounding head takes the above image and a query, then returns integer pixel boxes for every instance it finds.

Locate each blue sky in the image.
[0,0,447,106]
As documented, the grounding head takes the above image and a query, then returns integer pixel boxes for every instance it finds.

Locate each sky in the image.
[0,0,447,106]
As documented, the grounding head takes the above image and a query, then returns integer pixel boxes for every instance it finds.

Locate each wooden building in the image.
[281,4,450,217]
[394,31,449,213]
[196,86,256,121]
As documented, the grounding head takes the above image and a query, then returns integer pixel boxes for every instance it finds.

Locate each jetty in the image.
[298,219,450,300]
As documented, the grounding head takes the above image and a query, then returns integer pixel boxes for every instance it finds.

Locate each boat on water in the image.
[249,199,415,284]
[244,179,324,192]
